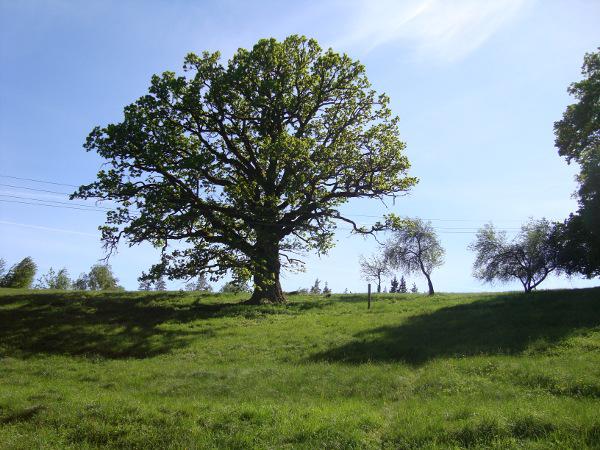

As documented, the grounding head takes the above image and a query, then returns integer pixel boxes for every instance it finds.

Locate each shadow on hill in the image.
[311,288,600,366]
[0,291,324,359]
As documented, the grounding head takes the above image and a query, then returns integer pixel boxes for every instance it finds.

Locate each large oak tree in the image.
[74,36,416,303]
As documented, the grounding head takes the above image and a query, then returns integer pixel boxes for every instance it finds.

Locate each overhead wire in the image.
[0,173,527,233]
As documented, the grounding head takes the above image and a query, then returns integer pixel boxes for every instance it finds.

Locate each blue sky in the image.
[1,0,599,292]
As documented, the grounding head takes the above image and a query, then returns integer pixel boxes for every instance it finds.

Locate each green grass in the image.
[1,287,599,449]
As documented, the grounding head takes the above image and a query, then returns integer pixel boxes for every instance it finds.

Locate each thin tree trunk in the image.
[425,274,434,296]
[418,258,435,296]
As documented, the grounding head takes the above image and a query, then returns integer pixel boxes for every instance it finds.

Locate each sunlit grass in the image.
[1,287,599,448]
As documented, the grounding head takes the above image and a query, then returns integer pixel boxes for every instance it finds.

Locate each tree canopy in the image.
[35,267,71,290]
[0,257,37,289]
[469,219,559,292]
[74,264,121,291]
[553,48,600,278]
[73,35,416,303]
[359,253,391,293]
[383,217,444,295]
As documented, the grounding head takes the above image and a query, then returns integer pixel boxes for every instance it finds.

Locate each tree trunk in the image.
[247,230,286,304]
[418,258,435,296]
[425,274,434,296]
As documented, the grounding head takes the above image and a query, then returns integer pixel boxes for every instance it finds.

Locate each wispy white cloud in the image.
[0,220,97,237]
[334,0,532,62]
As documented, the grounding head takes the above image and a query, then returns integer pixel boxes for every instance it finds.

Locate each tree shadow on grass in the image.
[311,288,600,366]
[0,291,325,359]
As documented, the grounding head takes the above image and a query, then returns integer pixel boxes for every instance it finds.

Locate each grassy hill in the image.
[1,287,599,448]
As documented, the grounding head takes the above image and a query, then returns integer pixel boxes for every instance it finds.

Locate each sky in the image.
[1,0,599,293]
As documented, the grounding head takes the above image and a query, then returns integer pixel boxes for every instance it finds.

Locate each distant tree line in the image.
[359,216,574,295]
[0,257,122,291]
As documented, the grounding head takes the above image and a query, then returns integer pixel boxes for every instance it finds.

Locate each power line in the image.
[0,173,533,227]
[346,213,523,222]
[0,199,108,212]
[0,196,521,233]
[0,198,520,232]
[0,183,73,196]
[0,194,113,211]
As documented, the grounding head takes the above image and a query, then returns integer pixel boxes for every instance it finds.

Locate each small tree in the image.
[469,219,560,292]
[359,253,391,293]
[410,283,418,293]
[389,276,399,293]
[87,264,120,290]
[36,267,71,289]
[138,279,153,291]
[322,282,331,295]
[1,257,37,288]
[399,276,407,293]
[0,258,6,281]
[154,277,167,291]
[309,278,322,295]
[73,273,89,290]
[220,280,251,294]
[384,218,445,296]
[185,274,213,292]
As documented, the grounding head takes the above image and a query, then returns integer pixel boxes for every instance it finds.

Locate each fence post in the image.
[368,283,371,309]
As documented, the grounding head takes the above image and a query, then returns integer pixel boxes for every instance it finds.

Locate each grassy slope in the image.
[0,288,599,449]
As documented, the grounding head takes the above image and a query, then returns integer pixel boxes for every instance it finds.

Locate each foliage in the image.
[384,217,444,295]
[359,253,391,293]
[74,264,121,291]
[220,280,251,294]
[322,282,331,295]
[1,288,599,448]
[0,258,5,280]
[72,274,89,290]
[184,274,213,292]
[154,277,167,291]
[399,275,407,293]
[469,219,560,292]
[553,48,600,278]
[138,279,153,291]
[35,267,71,290]
[0,257,37,289]
[309,278,321,295]
[410,282,418,293]
[389,275,398,293]
[73,35,417,304]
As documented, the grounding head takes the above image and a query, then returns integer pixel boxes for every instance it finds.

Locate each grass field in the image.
[1,287,599,449]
